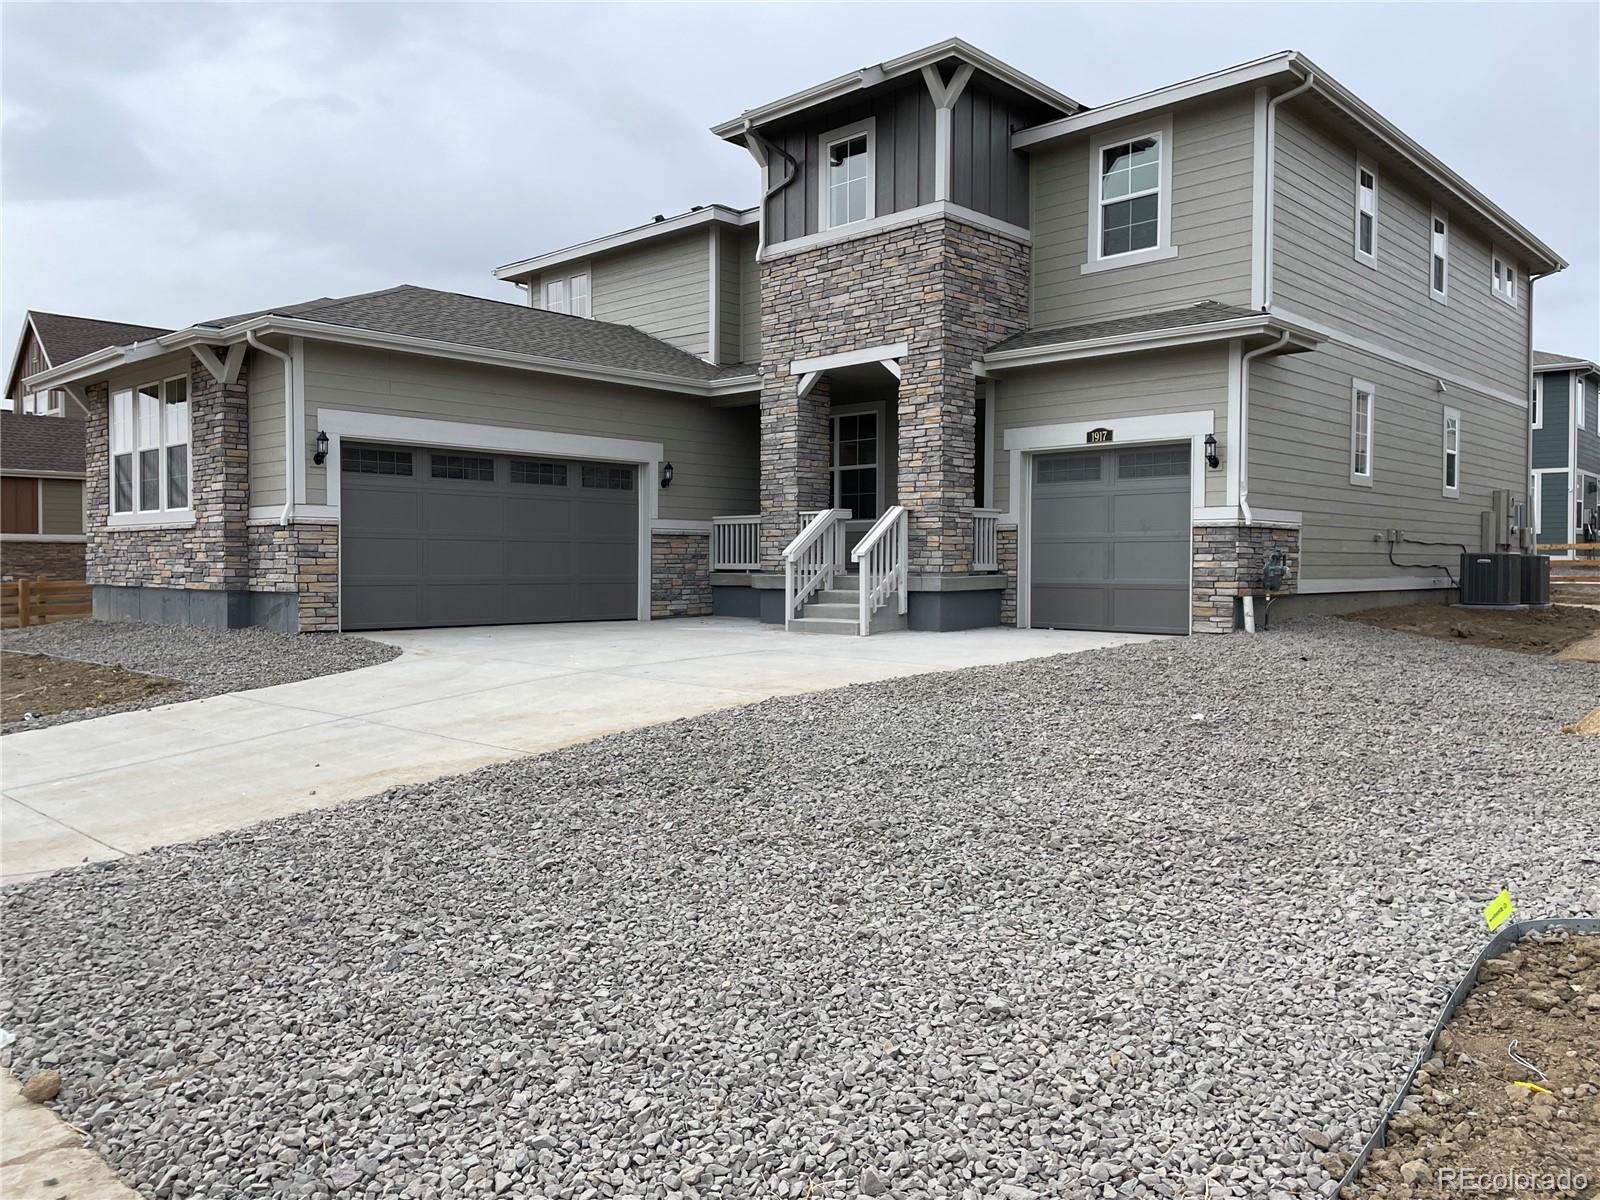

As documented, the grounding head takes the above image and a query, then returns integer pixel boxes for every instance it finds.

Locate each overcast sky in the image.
[3,2,1596,370]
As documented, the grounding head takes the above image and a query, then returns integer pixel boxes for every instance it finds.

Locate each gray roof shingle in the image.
[1533,349,1597,372]
[30,312,170,367]
[0,411,86,475]
[988,301,1262,355]
[198,285,756,383]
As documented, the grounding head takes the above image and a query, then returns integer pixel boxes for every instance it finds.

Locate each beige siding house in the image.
[20,39,1566,636]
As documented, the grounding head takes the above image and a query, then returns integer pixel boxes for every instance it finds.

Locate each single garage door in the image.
[1030,443,1191,635]
[340,443,638,630]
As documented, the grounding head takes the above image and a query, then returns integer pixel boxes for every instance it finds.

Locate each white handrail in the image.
[782,508,850,628]
[850,505,908,635]
[711,515,761,570]
[973,508,1001,572]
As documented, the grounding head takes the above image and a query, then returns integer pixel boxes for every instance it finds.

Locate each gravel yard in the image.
[0,619,398,733]
[2,619,1596,1200]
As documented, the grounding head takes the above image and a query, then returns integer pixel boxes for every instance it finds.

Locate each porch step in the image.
[788,616,860,635]
[804,602,859,620]
[789,606,908,635]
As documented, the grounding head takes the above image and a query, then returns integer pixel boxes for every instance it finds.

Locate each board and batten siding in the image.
[1272,106,1529,400]
[991,344,1231,511]
[738,230,761,364]
[763,77,937,245]
[39,478,84,534]
[1578,374,1600,476]
[1030,92,1257,329]
[947,79,1037,230]
[1532,372,1569,470]
[1249,343,1526,584]
[585,231,712,358]
[293,343,758,523]
[247,348,288,507]
[1537,470,1569,545]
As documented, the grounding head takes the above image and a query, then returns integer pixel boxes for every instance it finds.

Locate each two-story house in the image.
[1531,350,1600,550]
[19,40,1564,636]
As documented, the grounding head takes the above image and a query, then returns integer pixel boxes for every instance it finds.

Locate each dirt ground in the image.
[0,651,179,725]
[1345,603,1600,658]
[1345,932,1600,1198]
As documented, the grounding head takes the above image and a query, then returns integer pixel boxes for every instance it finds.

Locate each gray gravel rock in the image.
[1,618,398,733]
[1,618,1596,1198]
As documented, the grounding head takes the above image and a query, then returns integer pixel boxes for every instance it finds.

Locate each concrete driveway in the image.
[2,618,1147,883]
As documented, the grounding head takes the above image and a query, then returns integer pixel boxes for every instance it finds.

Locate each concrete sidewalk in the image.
[2,618,1147,883]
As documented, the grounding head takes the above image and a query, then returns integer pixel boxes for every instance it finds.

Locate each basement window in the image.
[1349,380,1375,487]
[1442,407,1460,498]
[109,375,190,518]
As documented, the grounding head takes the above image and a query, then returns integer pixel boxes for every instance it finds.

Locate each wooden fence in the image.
[1,576,92,629]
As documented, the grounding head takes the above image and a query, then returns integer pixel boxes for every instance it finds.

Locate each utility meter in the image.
[1262,549,1288,592]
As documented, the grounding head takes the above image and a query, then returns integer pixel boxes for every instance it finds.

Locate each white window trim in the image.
[830,404,884,521]
[1490,246,1517,306]
[107,373,193,527]
[1349,379,1375,487]
[1441,405,1460,499]
[1428,205,1448,304]
[1531,375,1542,430]
[1530,471,1543,535]
[541,268,591,318]
[1084,114,1176,274]
[1353,156,1378,267]
[816,117,876,232]
[1577,375,1587,430]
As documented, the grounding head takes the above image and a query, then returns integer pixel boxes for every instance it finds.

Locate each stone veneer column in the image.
[1191,522,1302,633]
[651,531,713,617]
[756,216,1028,576]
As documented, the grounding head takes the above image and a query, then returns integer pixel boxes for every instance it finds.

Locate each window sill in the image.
[1348,475,1374,489]
[1080,244,1178,275]
[1442,488,1460,500]
[107,511,196,531]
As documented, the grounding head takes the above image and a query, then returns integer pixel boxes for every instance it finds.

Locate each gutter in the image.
[981,314,1318,373]
[245,331,296,526]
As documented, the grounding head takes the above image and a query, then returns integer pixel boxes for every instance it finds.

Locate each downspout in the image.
[1262,71,1315,310]
[1238,332,1292,526]
[245,331,296,526]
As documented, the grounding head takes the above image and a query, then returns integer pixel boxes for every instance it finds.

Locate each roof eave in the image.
[493,205,759,282]
[1533,360,1599,376]
[982,315,1320,372]
[710,36,1080,141]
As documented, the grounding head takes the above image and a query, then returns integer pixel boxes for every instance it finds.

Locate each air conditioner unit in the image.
[1520,554,1551,609]
[1458,553,1521,608]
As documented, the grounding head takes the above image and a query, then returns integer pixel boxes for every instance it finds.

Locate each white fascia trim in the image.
[983,317,1316,372]
[1270,307,1528,409]
[710,37,1080,140]
[493,205,757,281]
[761,201,1030,261]
[791,342,909,376]
[1014,53,1297,148]
[317,411,664,622]
[4,313,49,399]
[1,532,88,544]
[1295,575,1452,594]
[1003,409,1215,521]
[1532,359,1600,376]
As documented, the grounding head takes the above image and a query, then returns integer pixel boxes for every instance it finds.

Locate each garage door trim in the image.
[319,409,664,628]
[1005,411,1213,633]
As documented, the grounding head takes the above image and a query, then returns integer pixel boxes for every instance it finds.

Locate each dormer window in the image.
[818,119,875,230]
[543,272,590,318]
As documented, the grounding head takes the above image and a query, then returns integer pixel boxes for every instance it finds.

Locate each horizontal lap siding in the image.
[992,345,1231,509]
[300,344,758,523]
[39,478,84,535]
[738,230,761,364]
[717,228,743,367]
[1031,93,1256,327]
[1272,107,1529,399]
[589,232,711,357]
[1249,344,1526,583]
[248,350,287,508]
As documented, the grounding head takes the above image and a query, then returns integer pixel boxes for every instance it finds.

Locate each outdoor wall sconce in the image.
[1204,433,1220,469]
[661,461,674,488]
[313,430,329,465]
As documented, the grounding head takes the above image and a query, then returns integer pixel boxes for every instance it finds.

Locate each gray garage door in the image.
[340,443,638,630]
[1030,443,1191,635]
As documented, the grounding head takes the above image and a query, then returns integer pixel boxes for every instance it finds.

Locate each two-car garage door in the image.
[340,442,638,631]
[1030,443,1191,635]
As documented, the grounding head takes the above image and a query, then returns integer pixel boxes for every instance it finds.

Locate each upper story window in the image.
[1429,207,1448,302]
[1491,248,1517,306]
[1532,376,1542,430]
[818,119,875,230]
[110,375,190,517]
[1354,158,1378,265]
[20,389,64,416]
[1579,376,1588,430]
[1085,116,1174,273]
[1441,407,1460,498]
[1350,379,1375,486]
[543,272,590,318]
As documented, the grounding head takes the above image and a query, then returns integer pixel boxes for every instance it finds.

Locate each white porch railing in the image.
[783,508,850,628]
[711,515,761,570]
[850,505,908,636]
[973,508,1001,572]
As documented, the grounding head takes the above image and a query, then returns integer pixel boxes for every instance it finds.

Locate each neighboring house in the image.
[20,40,1564,636]
[6,311,171,417]
[1531,350,1600,551]
[0,411,88,579]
